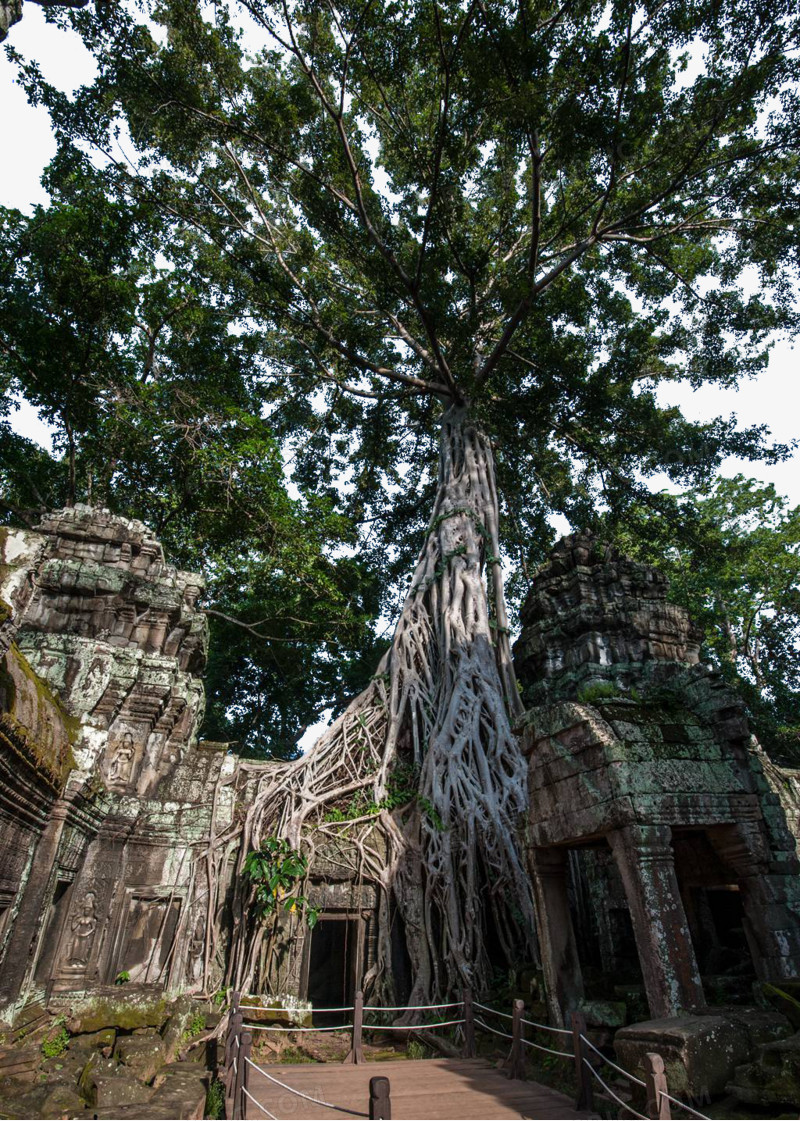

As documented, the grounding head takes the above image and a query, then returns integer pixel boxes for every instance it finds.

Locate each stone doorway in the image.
[114,895,182,985]
[303,912,365,1021]
[34,879,73,984]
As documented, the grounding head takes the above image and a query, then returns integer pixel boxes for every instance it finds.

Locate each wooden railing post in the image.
[507,998,525,1080]
[231,990,241,1017]
[369,1074,391,1119]
[462,989,476,1058]
[232,1029,251,1120]
[644,1052,671,1119]
[571,1011,593,1112]
[346,990,364,1065]
[225,1010,243,1118]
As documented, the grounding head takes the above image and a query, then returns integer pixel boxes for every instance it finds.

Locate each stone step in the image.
[0,1046,40,1077]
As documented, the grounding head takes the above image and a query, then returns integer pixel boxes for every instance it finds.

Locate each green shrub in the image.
[114,970,130,985]
[205,1077,225,1119]
[577,680,619,704]
[41,1020,69,1060]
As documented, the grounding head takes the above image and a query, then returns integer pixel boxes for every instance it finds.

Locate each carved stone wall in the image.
[0,506,237,1016]
[515,532,800,1026]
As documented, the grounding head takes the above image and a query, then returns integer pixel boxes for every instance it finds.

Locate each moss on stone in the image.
[66,996,170,1036]
[0,644,78,789]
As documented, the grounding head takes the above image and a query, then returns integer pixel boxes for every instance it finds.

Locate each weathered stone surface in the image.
[90,1072,154,1108]
[68,1026,116,1051]
[67,993,169,1035]
[728,1030,800,1106]
[762,980,800,1029]
[580,999,627,1028]
[615,1014,752,1098]
[519,531,800,1029]
[0,508,240,1014]
[114,1032,166,1082]
[94,1062,207,1120]
[0,1,23,44]
[38,1082,87,1119]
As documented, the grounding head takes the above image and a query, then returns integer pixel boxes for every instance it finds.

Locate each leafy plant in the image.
[41,1018,69,1060]
[114,970,130,985]
[577,681,619,705]
[243,838,316,927]
[204,1077,225,1119]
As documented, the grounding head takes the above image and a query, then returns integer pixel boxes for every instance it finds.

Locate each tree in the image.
[602,475,800,766]
[0,148,383,758]
[10,0,800,1001]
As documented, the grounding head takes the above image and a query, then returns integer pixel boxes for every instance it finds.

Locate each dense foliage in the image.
[602,475,800,764]
[2,0,800,760]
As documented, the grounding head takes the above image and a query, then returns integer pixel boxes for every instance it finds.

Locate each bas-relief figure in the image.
[66,891,97,970]
[107,733,135,788]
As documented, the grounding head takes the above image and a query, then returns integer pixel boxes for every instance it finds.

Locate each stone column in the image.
[0,799,69,1006]
[608,824,704,1018]
[530,846,584,1026]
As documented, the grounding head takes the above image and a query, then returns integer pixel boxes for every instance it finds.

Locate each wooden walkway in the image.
[244,1056,595,1119]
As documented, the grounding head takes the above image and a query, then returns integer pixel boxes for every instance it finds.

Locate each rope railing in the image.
[659,1089,712,1120]
[222,988,712,1121]
[244,1055,369,1117]
[362,1018,465,1030]
[583,1057,649,1120]
[581,1032,647,1088]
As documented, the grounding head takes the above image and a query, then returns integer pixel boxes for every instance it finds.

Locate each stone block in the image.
[614,1014,752,1098]
[91,1072,153,1109]
[728,1030,800,1106]
[38,1082,87,1119]
[580,999,627,1028]
[67,994,169,1035]
[68,1026,117,1052]
[114,1033,166,1082]
[763,981,800,1029]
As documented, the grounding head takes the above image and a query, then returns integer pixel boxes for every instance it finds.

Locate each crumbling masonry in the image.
[0,509,799,1094]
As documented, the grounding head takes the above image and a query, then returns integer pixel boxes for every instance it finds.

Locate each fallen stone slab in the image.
[90,1072,154,1110]
[727,1029,800,1106]
[95,1061,208,1120]
[68,1027,117,1052]
[615,1014,751,1099]
[114,1032,166,1082]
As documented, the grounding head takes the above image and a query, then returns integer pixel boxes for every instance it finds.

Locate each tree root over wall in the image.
[200,405,538,1013]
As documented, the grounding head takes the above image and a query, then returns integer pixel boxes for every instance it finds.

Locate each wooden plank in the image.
[244,1057,594,1120]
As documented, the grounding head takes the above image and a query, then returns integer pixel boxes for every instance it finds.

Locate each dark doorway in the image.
[35,880,72,983]
[306,914,363,1024]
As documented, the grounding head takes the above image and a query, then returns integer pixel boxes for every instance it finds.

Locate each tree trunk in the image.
[215,404,538,1003]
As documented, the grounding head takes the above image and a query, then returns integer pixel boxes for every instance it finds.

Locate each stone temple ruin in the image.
[0,507,799,1109]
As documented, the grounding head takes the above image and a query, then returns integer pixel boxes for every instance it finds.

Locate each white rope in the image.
[244,1023,350,1032]
[364,1001,463,1012]
[244,1057,369,1117]
[243,1085,278,1120]
[243,1005,354,1014]
[521,1037,573,1059]
[362,1019,465,1030]
[474,1017,515,1042]
[660,1090,711,1119]
[473,1002,514,1020]
[581,1034,646,1088]
[521,1016,572,1036]
[584,1059,648,1120]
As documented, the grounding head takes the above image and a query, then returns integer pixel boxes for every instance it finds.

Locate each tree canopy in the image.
[3,0,800,759]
